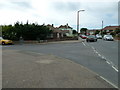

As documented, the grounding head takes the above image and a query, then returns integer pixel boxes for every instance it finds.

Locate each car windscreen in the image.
[97,35,101,36]
[82,35,86,36]
[88,35,95,38]
[106,35,112,37]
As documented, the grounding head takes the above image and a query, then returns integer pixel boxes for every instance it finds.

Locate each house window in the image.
[106,30,109,32]
[109,30,113,32]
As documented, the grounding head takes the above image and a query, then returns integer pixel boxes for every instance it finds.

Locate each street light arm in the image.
[78,10,85,12]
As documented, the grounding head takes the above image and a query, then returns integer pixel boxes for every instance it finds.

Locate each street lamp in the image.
[101,20,103,34]
[77,10,85,37]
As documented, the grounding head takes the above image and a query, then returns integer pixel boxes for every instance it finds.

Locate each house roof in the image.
[61,30,69,33]
[59,25,72,29]
[102,26,120,30]
[46,24,71,33]
[88,29,101,31]
[46,24,54,30]
[53,29,62,33]
[53,30,69,33]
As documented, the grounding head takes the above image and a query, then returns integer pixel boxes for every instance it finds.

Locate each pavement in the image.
[2,49,115,88]
[13,39,84,45]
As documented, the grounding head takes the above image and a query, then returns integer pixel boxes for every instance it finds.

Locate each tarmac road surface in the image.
[2,40,118,88]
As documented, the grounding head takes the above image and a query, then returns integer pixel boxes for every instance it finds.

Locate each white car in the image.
[96,34,102,39]
[103,35,114,41]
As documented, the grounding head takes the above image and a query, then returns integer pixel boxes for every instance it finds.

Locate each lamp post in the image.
[101,20,103,34]
[77,10,85,39]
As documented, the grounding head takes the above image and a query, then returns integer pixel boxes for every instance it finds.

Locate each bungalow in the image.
[46,24,63,39]
[46,24,74,39]
[101,26,120,34]
[87,29,101,35]
[86,26,120,35]
[58,23,74,37]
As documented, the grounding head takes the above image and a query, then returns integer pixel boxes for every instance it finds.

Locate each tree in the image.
[101,30,107,36]
[115,28,120,34]
[95,30,100,35]
[80,28,87,35]
[2,25,16,40]
[73,30,77,34]
[110,32,115,36]
[2,21,52,40]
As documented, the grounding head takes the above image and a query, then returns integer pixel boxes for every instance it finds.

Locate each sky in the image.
[0,0,119,30]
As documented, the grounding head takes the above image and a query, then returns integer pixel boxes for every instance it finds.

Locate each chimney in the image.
[66,23,68,28]
[52,24,54,27]
[66,23,68,26]
[43,23,45,26]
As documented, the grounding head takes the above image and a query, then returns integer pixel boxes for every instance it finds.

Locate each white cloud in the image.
[0,0,118,29]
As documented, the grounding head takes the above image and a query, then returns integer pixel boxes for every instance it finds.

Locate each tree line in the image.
[1,21,52,41]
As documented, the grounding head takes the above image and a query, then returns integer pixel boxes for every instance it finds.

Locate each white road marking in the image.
[94,50,99,54]
[99,76,118,88]
[106,61,111,64]
[95,51,98,54]
[101,56,106,60]
[98,54,101,57]
[93,49,96,52]
[112,66,119,72]
[82,42,86,46]
[88,45,118,73]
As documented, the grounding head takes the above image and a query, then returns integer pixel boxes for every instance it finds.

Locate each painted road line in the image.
[82,42,86,46]
[98,54,101,57]
[101,56,106,60]
[106,61,111,64]
[95,51,98,54]
[94,50,98,54]
[99,76,118,88]
[93,49,96,52]
[112,66,119,72]
[90,45,118,73]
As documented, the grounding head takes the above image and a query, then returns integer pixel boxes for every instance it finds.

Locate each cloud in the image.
[11,1,32,9]
[0,0,33,11]
[51,2,80,12]
[0,0,118,29]
[76,1,118,28]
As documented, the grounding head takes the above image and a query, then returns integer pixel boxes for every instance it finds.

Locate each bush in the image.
[2,22,52,41]
[110,32,116,37]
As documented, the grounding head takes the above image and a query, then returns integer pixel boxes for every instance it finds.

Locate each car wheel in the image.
[2,42,5,45]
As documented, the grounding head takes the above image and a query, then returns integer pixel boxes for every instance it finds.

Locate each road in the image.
[2,39,118,88]
[84,39,118,70]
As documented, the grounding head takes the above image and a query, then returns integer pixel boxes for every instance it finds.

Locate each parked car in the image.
[80,35,87,39]
[0,37,13,45]
[86,35,97,42]
[103,35,114,41]
[96,34,102,39]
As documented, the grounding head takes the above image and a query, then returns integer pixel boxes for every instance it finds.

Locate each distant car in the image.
[86,35,97,42]
[80,35,87,39]
[103,35,114,41]
[0,37,13,45]
[96,34,102,39]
